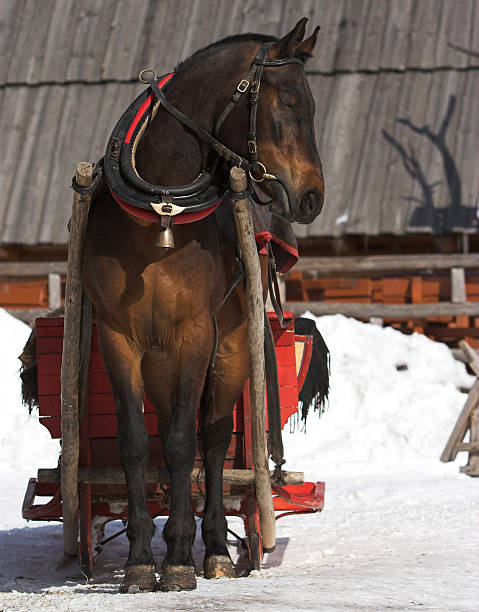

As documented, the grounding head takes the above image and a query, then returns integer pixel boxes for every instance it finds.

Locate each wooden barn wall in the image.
[286,268,479,348]
[0,0,478,245]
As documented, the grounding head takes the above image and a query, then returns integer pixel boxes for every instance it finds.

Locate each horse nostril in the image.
[300,190,323,220]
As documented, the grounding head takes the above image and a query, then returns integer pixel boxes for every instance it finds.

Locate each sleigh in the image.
[22,311,325,577]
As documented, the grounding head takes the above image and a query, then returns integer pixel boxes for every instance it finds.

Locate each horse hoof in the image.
[204,555,235,579]
[119,564,157,593]
[158,564,197,591]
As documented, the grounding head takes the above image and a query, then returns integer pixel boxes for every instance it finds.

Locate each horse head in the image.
[216,18,324,225]
[128,19,324,227]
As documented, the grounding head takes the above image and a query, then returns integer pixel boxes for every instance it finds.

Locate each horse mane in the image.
[174,33,278,74]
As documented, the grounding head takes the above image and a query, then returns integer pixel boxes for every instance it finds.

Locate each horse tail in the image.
[294,317,330,423]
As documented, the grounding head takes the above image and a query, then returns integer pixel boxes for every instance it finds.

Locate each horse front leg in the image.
[97,323,156,593]
[201,321,249,579]
[159,321,213,592]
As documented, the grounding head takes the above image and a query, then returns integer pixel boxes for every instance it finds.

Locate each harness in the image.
[102,42,305,240]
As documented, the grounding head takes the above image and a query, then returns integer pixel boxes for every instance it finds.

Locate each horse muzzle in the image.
[252,168,324,224]
[268,180,323,224]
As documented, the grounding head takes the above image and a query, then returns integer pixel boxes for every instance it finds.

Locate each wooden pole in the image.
[285,301,479,318]
[61,162,92,557]
[292,254,479,274]
[440,379,479,462]
[229,166,276,551]
[458,340,479,377]
[461,405,479,476]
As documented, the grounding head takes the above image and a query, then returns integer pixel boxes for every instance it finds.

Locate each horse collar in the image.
[103,42,304,240]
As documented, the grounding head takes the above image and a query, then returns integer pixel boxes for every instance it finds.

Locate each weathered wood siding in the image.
[0,0,478,244]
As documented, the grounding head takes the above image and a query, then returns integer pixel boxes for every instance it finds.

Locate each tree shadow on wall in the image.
[382,95,477,234]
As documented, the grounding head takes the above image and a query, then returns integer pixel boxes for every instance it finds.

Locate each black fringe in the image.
[19,327,39,414]
[19,306,65,414]
[294,317,330,429]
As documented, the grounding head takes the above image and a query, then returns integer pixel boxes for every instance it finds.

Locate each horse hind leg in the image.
[201,322,249,579]
[97,323,156,593]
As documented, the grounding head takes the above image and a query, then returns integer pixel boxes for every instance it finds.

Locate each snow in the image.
[1,308,478,611]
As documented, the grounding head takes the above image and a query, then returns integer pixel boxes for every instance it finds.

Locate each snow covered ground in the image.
[0,308,478,611]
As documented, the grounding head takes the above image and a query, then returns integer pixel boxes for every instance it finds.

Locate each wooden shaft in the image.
[61,162,92,557]
[230,166,276,551]
[37,467,305,486]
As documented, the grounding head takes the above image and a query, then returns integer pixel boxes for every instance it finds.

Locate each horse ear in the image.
[296,25,320,60]
[273,17,308,58]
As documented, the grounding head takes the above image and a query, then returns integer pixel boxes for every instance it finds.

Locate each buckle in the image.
[237,79,250,93]
[251,80,260,94]
[248,140,257,154]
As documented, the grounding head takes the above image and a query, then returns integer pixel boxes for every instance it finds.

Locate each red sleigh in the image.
[22,311,324,577]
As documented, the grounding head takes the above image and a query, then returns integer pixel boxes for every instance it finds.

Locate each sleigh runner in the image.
[22,311,325,577]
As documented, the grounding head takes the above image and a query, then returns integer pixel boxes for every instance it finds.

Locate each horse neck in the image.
[133,78,211,186]
[134,45,255,188]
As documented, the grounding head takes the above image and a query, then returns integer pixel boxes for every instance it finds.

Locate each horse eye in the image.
[279,92,295,108]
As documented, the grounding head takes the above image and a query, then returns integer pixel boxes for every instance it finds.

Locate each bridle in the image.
[213,42,304,183]
[102,42,305,221]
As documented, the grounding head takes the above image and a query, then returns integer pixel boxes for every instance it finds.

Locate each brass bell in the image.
[155,216,175,249]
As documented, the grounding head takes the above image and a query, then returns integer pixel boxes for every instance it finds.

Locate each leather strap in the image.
[147,76,250,170]
[220,256,245,309]
[247,44,269,173]
[71,161,104,197]
[267,244,286,328]
[264,308,286,479]
[261,58,304,66]
[214,61,258,137]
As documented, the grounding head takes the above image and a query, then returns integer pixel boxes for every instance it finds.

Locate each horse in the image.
[81,17,324,592]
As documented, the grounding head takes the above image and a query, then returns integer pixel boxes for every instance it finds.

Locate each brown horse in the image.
[82,18,324,592]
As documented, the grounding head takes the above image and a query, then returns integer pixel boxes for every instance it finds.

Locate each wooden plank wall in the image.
[2,253,479,349]
[286,268,479,347]
[0,261,66,311]
[0,277,65,309]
